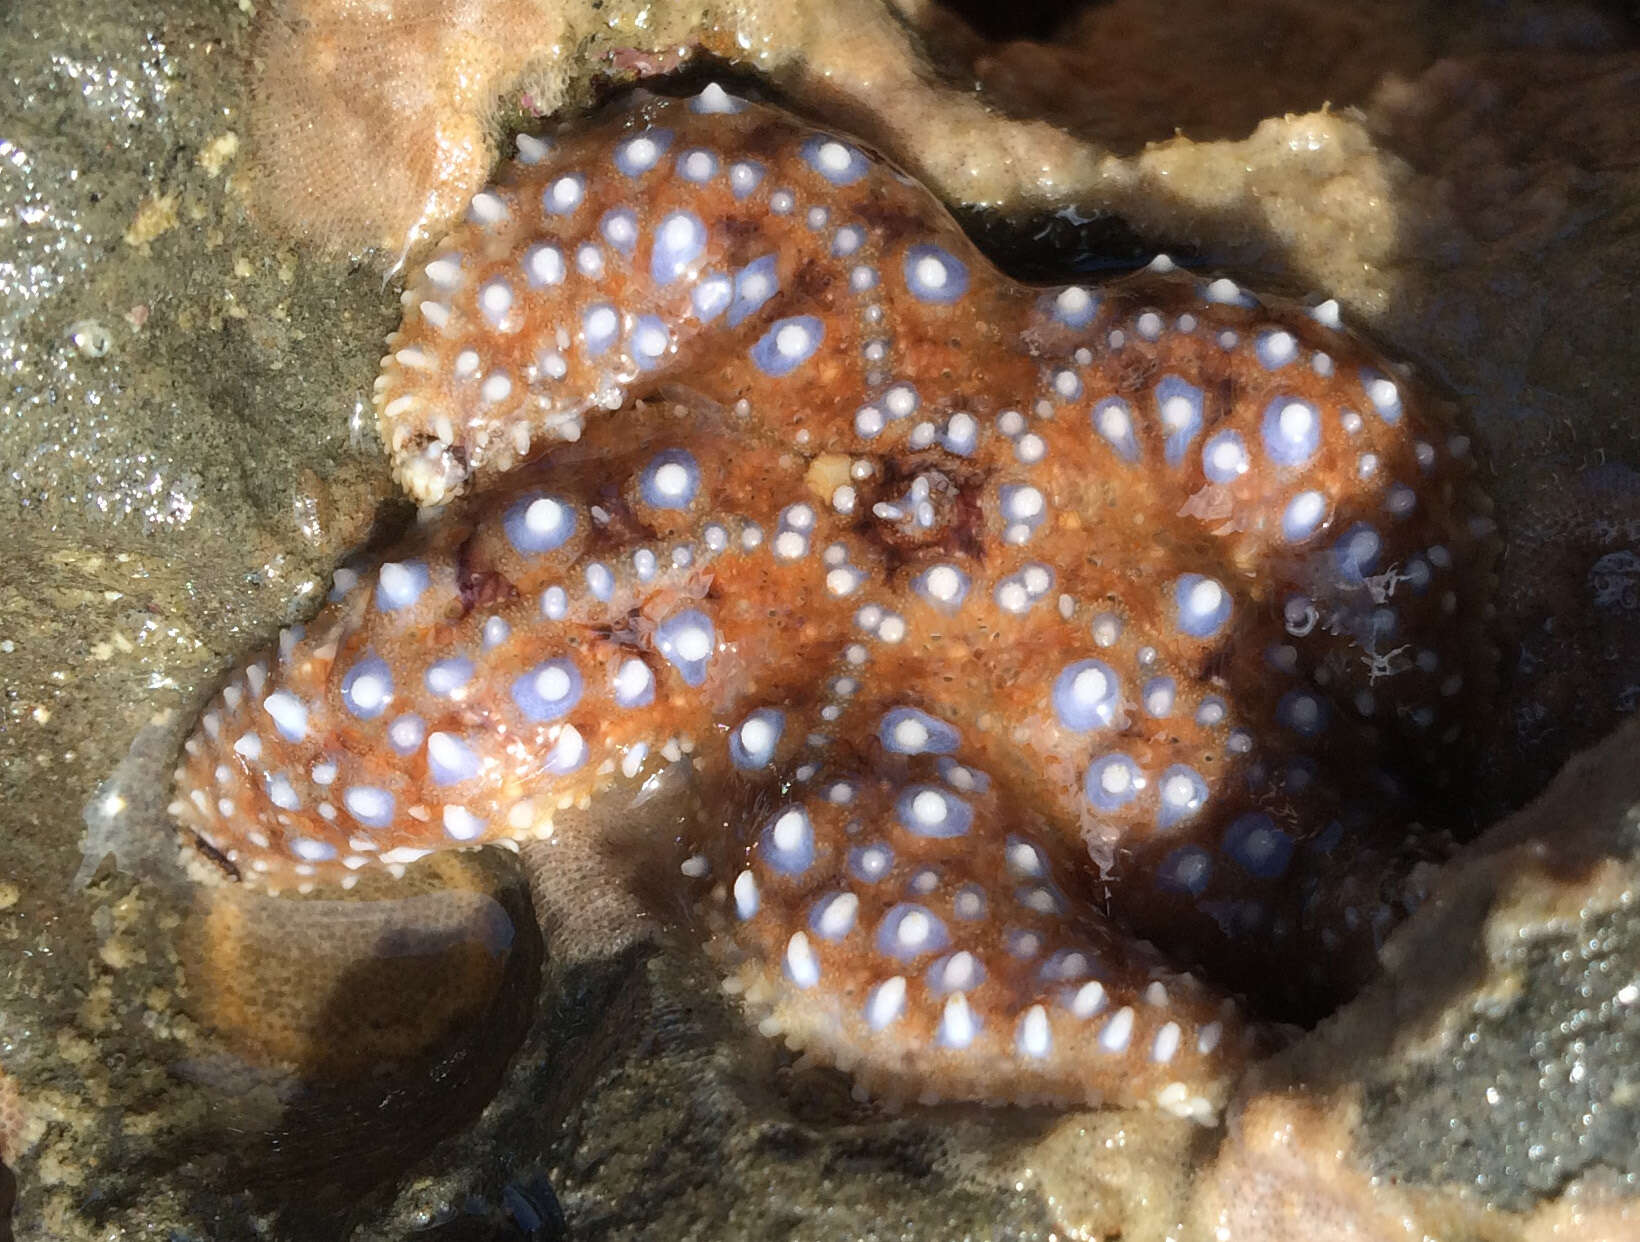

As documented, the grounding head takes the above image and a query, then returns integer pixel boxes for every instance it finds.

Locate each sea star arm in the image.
[708,732,1249,1118]
[374,87,1034,506]
[171,409,857,885]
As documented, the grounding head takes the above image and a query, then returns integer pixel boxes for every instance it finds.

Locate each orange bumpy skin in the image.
[175,86,1497,1120]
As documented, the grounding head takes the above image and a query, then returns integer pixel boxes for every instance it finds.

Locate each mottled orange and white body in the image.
[175,86,1496,1118]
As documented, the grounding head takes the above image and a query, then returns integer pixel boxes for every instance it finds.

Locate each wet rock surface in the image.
[2,0,1639,1237]
[362,937,1071,1241]
[1356,722,1640,1214]
[1193,718,1640,1240]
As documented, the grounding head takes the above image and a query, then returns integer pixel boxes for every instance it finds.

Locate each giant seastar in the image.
[172,84,1497,1120]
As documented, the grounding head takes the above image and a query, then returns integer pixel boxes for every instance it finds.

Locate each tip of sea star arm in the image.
[699,747,1254,1119]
